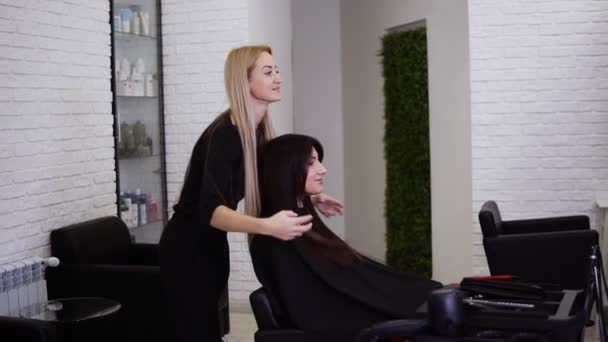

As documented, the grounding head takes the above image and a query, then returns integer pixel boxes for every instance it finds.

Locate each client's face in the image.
[304,147,327,195]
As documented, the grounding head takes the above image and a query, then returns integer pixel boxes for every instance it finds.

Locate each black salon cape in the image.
[250,235,443,342]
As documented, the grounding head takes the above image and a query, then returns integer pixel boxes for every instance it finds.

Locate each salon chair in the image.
[251,284,591,342]
[478,200,597,290]
[46,216,229,342]
[249,287,429,342]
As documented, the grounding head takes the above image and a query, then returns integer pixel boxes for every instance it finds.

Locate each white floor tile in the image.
[225,311,257,342]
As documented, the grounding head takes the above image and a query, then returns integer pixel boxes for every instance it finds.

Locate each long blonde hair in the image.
[224,45,276,217]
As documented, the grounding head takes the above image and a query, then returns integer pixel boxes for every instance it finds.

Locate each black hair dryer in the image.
[427,287,467,337]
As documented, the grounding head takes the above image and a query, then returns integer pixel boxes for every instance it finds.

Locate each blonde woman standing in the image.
[159,45,344,342]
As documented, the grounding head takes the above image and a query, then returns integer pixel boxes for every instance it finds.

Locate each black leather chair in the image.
[478,200,598,290]
[0,316,56,342]
[46,216,229,342]
[249,287,429,342]
[249,287,308,342]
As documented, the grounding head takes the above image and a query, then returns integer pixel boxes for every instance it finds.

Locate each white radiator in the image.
[0,257,57,317]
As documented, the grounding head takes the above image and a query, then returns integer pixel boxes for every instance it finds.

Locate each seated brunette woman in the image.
[250,134,442,342]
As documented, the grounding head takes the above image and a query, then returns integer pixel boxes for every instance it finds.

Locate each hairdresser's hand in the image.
[264,210,312,241]
[311,193,344,217]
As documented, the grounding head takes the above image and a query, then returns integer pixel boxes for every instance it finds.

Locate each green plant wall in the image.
[381,27,431,278]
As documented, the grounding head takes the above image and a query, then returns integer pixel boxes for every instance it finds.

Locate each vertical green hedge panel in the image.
[381,27,431,278]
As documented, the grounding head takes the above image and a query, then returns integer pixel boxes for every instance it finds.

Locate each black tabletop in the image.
[20,297,121,323]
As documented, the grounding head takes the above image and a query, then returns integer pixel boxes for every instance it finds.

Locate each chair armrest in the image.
[484,229,598,289]
[127,243,159,266]
[0,315,56,342]
[250,288,280,330]
[355,319,429,342]
[503,215,589,234]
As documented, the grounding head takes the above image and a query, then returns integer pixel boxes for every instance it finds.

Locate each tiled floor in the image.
[225,311,257,342]
[585,326,602,342]
[225,311,603,342]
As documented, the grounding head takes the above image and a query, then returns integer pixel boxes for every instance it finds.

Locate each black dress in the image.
[250,234,443,342]
[159,112,243,342]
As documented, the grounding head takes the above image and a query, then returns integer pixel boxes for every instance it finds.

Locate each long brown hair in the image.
[259,134,358,267]
[224,45,275,218]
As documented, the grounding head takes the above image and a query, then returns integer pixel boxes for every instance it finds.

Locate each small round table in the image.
[21,297,121,342]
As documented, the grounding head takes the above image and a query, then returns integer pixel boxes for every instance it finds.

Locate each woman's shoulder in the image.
[207,112,240,141]
[210,124,240,146]
[195,112,241,155]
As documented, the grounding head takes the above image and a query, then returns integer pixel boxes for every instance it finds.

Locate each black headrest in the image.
[50,216,131,264]
[478,201,503,237]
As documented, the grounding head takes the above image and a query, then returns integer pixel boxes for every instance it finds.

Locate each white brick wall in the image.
[469,0,608,274]
[161,0,258,306]
[0,1,115,264]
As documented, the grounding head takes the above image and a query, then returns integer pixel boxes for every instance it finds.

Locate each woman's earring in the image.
[297,198,304,208]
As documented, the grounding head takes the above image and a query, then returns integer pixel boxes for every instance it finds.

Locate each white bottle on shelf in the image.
[138,193,147,226]
[118,58,131,96]
[140,12,150,36]
[131,73,144,96]
[145,73,155,97]
[131,58,146,96]
[131,10,141,35]
[119,8,131,34]
[122,197,133,227]
[134,58,146,75]
[129,196,139,228]
[113,15,121,32]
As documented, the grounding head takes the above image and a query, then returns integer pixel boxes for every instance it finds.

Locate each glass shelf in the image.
[112,0,166,244]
